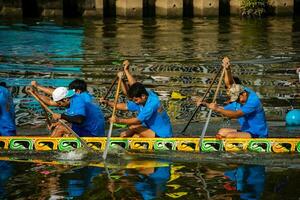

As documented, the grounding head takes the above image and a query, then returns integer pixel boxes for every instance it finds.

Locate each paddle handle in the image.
[27,89,92,151]
[181,66,223,134]
[103,77,122,160]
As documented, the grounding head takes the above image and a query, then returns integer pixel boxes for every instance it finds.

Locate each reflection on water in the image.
[0,17,299,130]
[224,165,265,200]
[0,161,12,199]
[1,157,300,200]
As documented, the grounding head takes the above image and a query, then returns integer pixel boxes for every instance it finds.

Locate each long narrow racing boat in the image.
[0,136,299,153]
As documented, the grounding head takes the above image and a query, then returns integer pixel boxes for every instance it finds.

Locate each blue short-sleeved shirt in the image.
[66,92,105,137]
[0,86,16,136]
[224,87,268,137]
[126,90,173,138]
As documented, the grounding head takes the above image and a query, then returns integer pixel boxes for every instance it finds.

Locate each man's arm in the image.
[26,87,60,107]
[215,107,244,118]
[206,102,244,119]
[222,57,234,89]
[100,98,128,111]
[118,117,141,125]
[123,60,137,86]
[117,72,129,96]
[111,116,141,125]
[31,81,55,95]
[38,94,61,107]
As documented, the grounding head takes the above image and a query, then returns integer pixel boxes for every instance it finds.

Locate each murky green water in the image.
[0,17,300,199]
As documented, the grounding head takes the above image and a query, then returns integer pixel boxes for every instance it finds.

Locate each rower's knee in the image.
[120,131,128,137]
[218,128,236,134]
[128,125,142,130]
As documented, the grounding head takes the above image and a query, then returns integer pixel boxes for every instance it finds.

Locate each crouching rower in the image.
[199,57,268,139]
[29,79,105,137]
[100,60,173,138]
[0,82,16,136]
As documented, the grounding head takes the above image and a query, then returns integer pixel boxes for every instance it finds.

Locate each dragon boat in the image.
[1,136,300,153]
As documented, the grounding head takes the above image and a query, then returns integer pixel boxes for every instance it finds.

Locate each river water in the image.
[0,16,300,199]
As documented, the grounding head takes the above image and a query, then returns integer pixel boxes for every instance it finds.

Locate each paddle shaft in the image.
[199,66,226,151]
[103,76,118,100]
[27,90,92,151]
[181,66,223,134]
[29,87,52,127]
[103,77,122,160]
[41,106,51,127]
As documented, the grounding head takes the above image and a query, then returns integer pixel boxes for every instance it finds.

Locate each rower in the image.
[200,57,269,139]
[0,81,16,136]
[100,60,173,138]
[30,80,105,137]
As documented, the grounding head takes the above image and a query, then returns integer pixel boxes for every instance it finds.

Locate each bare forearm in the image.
[215,108,243,119]
[107,102,128,111]
[120,79,129,96]
[37,94,59,106]
[118,117,141,125]
[224,68,234,88]
[124,70,136,86]
[36,85,55,95]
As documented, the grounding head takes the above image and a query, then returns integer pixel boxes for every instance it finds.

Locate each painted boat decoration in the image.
[0,136,300,153]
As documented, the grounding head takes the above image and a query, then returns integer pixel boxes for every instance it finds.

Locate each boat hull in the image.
[0,136,300,153]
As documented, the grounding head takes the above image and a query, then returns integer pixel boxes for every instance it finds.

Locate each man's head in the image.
[128,82,149,105]
[0,81,7,88]
[228,84,248,104]
[69,79,87,93]
[52,87,75,103]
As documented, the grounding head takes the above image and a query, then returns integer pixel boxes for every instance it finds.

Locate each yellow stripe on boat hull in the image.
[1,136,300,153]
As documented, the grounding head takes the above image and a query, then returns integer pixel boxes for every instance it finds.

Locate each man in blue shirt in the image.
[0,82,16,136]
[30,79,105,137]
[201,57,268,138]
[63,79,105,137]
[101,60,173,138]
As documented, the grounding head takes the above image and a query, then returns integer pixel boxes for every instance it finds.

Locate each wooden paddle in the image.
[103,76,118,100]
[103,77,122,160]
[199,66,226,152]
[181,66,223,134]
[29,87,52,128]
[26,88,93,152]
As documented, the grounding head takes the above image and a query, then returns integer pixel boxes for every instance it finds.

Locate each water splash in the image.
[56,148,89,161]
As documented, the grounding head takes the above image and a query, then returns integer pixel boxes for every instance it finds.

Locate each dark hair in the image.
[128,82,148,98]
[233,76,242,84]
[0,82,7,88]
[69,79,87,92]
